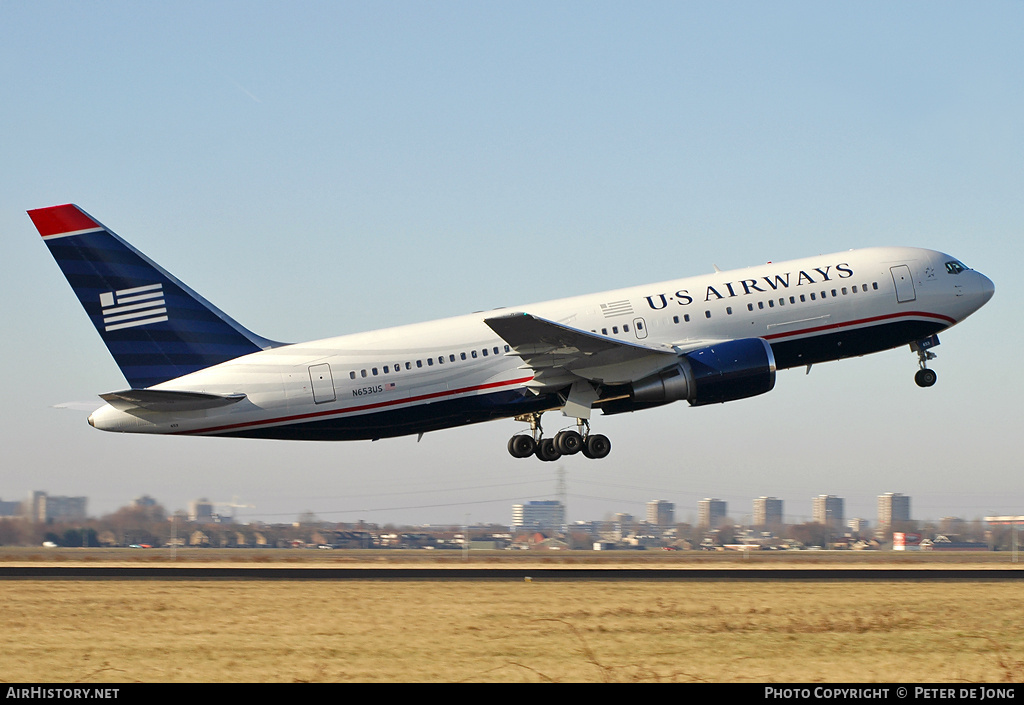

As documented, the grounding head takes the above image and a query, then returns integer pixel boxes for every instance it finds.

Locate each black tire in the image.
[585,434,611,459]
[915,369,937,388]
[508,435,536,458]
[554,430,583,455]
[535,438,562,462]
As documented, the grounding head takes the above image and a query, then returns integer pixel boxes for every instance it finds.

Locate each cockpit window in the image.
[945,261,967,274]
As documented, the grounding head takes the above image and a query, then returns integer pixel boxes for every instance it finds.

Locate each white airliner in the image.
[30,204,994,461]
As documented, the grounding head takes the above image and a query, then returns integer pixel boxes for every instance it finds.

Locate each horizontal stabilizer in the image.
[100,389,247,412]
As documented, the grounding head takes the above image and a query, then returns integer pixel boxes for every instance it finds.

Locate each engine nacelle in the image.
[630,338,776,406]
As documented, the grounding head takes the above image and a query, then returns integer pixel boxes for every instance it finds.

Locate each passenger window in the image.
[493,347,499,355]
[601,328,608,335]
[472,351,477,358]
[427,358,433,366]
[372,368,378,376]
[383,366,389,374]
[673,316,679,324]
[416,360,423,368]
[768,300,774,308]
[851,286,858,293]
[349,371,356,380]
[705,310,711,318]
[831,289,837,297]
[684,314,690,322]
[872,282,879,290]
[461,352,467,360]
[623,324,630,332]
[361,369,367,378]
[504,345,510,353]
[612,326,619,334]
[842,287,847,295]
[789,296,795,304]
[438,356,443,364]
[747,304,754,312]
[482,348,488,356]
[405,362,412,370]
[810,293,816,301]
[800,295,806,302]
[450,354,456,362]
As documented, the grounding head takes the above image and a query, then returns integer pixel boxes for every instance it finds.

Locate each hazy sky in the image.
[2,2,1021,528]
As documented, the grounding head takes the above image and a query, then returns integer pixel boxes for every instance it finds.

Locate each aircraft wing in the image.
[484,312,686,387]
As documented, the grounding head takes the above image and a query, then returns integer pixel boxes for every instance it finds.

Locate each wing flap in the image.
[484,312,681,385]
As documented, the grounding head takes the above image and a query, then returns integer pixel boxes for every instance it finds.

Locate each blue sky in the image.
[2,2,1021,528]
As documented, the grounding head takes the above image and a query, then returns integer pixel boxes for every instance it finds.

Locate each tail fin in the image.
[29,204,283,389]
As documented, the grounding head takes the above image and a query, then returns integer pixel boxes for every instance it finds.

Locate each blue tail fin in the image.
[29,204,283,389]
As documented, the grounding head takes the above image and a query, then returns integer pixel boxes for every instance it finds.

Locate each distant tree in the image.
[789,522,831,548]
[100,503,169,546]
[61,528,98,547]
[0,518,27,546]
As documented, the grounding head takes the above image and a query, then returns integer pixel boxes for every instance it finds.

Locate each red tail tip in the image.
[28,204,100,237]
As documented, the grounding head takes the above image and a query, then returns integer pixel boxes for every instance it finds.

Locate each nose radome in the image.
[978,272,995,304]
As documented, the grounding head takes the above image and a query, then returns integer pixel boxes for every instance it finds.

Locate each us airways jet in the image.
[30,204,994,462]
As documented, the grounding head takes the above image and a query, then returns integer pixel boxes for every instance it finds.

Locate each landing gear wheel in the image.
[535,438,562,462]
[554,430,583,455]
[915,368,937,388]
[508,435,537,458]
[583,434,611,459]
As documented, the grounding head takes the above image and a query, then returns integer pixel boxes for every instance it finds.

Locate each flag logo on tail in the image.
[99,284,168,331]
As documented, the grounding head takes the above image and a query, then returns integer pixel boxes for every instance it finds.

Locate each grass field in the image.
[3,576,1024,682]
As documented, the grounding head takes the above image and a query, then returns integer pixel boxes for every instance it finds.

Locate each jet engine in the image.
[630,338,776,406]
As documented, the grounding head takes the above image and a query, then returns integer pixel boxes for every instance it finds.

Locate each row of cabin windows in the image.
[664,281,882,322]
[745,282,879,312]
[349,345,511,379]
[593,281,881,332]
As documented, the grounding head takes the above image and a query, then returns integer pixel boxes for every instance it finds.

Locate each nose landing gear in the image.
[911,336,939,388]
[507,414,611,461]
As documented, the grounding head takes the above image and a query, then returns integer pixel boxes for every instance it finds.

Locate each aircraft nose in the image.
[978,272,995,305]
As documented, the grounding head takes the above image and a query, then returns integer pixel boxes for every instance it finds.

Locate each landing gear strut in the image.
[507,413,611,461]
[911,337,939,388]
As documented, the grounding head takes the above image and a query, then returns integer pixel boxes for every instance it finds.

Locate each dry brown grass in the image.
[1,579,1023,682]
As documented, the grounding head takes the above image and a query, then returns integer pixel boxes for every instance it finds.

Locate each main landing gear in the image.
[507,413,611,462]
[912,337,939,388]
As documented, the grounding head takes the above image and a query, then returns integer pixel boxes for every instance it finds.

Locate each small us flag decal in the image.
[99,283,168,331]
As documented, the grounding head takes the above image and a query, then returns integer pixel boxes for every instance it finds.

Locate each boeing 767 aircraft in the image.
[30,204,994,461]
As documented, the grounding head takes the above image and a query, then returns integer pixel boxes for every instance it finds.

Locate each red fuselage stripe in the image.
[179,310,954,436]
[762,310,955,341]
[178,375,536,435]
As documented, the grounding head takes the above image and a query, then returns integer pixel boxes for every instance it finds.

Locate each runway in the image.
[2,565,1023,580]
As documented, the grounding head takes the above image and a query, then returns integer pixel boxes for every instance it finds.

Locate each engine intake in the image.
[631,338,776,406]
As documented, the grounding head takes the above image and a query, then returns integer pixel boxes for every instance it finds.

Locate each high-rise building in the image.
[646,500,675,528]
[753,497,783,527]
[878,493,911,529]
[512,501,566,533]
[189,498,215,523]
[26,491,87,523]
[812,495,844,528]
[698,498,727,528]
